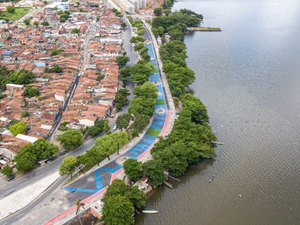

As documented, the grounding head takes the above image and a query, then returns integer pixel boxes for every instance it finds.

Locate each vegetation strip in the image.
[100,4,217,225]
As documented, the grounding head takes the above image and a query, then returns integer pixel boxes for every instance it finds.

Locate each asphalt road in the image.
[0,15,138,225]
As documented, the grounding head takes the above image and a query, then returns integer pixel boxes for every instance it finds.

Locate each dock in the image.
[187,27,222,32]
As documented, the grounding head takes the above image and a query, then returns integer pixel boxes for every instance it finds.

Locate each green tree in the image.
[24,19,30,26]
[51,48,64,56]
[14,146,37,172]
[4,70,35,87]
[71,28,80,34]
[120,66,131,85]
[129,113,150,133]
[123,159,143,182]
[134,82,157,99]
[24,86,40,98]
[103,120,110,134]
[154,148,188,177]
[59,156,78,178]
[181,93,209,124]
[134,43,145,52]
[75,199,85,215]
[128,97,156,117]
[9,121,27,136]
[41,21,49,26]
[153,26,164,36]
[104,179,146,209]
[1,165,13,177]
[121,22,127,29]
[46,64,62,73]
[58,130,83,150]
[81,132,129,167]
[6,6,15,13]
[116,56,129,68]
[129,61,154,85]
[87,125,102,137]
[33,21,39,27]
[142,159,165,188]
[130,36,145,43]
[153,7,162,16]
[116,113,131,130]
[101,195,134,225]
[31,139,59,161]
[21,111,29,117]
[115,88,130,111]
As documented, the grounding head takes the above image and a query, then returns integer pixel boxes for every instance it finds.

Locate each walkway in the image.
[63,43,168,194]
[44,42,172,224]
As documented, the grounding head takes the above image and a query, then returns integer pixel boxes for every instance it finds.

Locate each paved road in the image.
[0,12,139,225]
[45,41,170,225]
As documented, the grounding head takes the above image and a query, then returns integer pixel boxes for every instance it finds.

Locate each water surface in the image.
[136,0,300,224]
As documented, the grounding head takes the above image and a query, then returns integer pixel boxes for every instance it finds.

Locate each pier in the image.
[187,27,222,32]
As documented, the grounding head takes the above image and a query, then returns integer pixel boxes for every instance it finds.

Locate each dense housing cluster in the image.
[0,0,123,166]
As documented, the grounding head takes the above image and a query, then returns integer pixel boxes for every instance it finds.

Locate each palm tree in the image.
[75,199,85,225]
[75,199,85,215]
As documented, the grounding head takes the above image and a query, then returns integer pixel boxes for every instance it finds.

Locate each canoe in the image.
[142,210,159,214]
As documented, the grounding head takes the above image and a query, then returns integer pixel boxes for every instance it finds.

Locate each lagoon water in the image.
[136,0,300,224]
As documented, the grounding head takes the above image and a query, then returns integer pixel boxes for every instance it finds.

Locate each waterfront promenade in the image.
[43,37,175,224]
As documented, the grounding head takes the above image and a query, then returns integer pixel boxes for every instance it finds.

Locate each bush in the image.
[71,28,80,34]
[9,121,27,136]
[1,165,13,177]
[21,111,29,117]
[24,86,40,98]
[41,21,49,26]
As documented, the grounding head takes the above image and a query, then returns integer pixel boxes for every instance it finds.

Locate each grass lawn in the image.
[0,7,30,21]
[146,128,161,137]
[156,99,165,105]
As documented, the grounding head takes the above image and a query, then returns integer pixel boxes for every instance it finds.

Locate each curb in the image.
[0,175,62,222]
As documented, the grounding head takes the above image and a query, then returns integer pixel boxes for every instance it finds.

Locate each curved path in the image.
[44,41,173,224]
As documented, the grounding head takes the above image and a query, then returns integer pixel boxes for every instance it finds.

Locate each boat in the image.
[142,210,159,214]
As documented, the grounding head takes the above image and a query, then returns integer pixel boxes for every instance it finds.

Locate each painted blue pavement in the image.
[64,43,168,194]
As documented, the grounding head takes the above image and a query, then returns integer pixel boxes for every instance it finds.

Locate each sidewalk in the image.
[0,172,60,220]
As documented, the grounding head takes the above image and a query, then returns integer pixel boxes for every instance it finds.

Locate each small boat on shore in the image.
[142,210,159,214]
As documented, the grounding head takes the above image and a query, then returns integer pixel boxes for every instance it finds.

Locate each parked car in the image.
[6,175,15,181]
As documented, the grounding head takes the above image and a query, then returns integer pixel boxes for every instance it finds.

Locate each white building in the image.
[112,0,148,14]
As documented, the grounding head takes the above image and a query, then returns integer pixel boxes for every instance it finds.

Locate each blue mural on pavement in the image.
[64,43,168,194]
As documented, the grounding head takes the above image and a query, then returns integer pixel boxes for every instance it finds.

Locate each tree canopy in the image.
[59,156,78,177]
[116,113,131,130]
[115,88,130,111]
[79,132,129,167]
[14,139,58,172]
[1,165,13,177]
[101,195,134,225]
[9,121,27,136]
[133,82,157,100]
[87,119,106,137]
[116,55,129,68]
[123,159,143,182]
[24,86,40,98]
[14,146,36,172]
[58,130,83,150]
[104,179,146,209]
[142,159,165,188]
[0,67,35,90]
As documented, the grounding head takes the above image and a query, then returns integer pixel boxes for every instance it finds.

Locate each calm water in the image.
[136,0,300,224]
